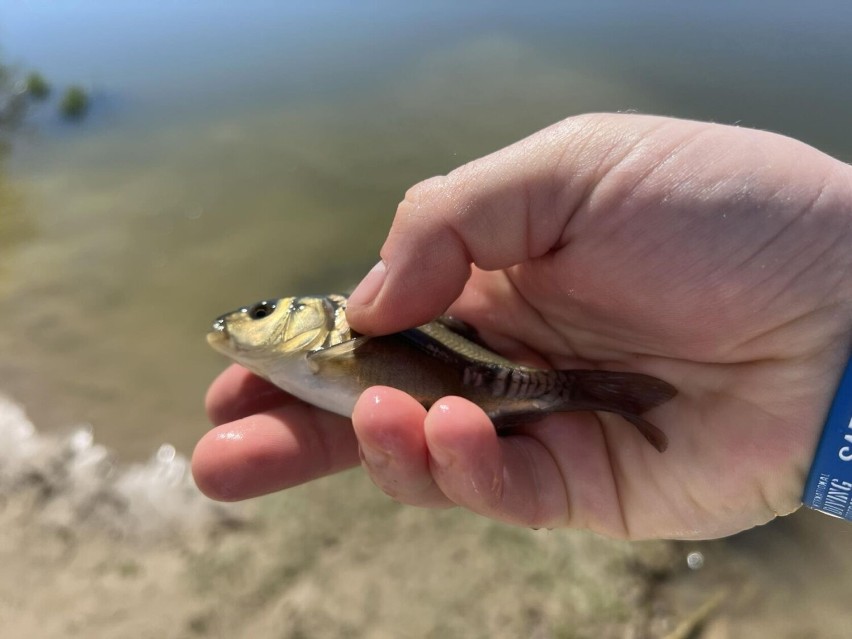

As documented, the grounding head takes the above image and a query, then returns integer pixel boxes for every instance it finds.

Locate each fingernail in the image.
[359,443,391,470]
[349,260,386,307]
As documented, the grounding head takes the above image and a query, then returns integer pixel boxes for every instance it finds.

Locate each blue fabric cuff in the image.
[803,356,852,520]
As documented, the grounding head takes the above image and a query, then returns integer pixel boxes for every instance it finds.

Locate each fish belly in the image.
[260,356,360,418]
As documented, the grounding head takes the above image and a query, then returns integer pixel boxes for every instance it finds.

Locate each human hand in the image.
[193,113,852,539]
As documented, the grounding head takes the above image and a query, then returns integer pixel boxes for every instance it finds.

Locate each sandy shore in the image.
[2,394,852,638]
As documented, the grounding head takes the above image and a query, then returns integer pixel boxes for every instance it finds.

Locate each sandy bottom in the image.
[1,395,851,639]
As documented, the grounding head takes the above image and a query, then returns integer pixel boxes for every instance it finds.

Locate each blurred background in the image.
[2,2,852,637]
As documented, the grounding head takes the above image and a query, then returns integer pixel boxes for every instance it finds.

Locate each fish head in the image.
[207,295,345,360]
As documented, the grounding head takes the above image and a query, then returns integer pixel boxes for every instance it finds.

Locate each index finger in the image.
[192,405,359,501]
[194,366,360,501]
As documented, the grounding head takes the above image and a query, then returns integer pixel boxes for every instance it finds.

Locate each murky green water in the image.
[2,2,852,458]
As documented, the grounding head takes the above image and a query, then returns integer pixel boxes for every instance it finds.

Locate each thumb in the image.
[345,170,524,335]
[345,114,611,335]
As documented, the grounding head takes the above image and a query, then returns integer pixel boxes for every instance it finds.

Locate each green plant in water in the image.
[60,85,89,119]
[24,72,49,100]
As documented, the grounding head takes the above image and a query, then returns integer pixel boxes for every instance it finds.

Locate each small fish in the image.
[207,294,676,451]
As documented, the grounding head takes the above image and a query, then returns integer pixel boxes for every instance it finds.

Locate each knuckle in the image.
[401,175,450,211]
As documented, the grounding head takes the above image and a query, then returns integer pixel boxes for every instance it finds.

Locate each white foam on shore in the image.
[0,394,243,541]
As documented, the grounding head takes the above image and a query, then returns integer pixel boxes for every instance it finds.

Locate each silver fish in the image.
[207,294,675,451]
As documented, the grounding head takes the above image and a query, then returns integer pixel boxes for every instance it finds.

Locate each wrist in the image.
[803,162,852,518]
[802,162,852,521]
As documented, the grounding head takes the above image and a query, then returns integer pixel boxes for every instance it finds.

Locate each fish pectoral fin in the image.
[306,336,371,372]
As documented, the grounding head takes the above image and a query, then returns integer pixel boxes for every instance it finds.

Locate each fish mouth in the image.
[206,316,231,351]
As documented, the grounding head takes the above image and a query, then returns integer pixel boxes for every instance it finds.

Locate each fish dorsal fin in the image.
[399,320,517,371]
[306,336,372,372]
[434,317,492,349]
[399,320,538,397]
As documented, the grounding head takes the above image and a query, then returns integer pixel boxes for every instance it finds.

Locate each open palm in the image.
[194,114,852,539]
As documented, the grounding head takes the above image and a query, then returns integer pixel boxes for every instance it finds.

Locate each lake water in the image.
[2,1,852,461]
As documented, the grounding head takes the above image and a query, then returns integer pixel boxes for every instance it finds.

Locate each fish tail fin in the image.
[556,370,676,452]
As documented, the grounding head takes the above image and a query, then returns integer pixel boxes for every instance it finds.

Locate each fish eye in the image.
[247,301,276,320]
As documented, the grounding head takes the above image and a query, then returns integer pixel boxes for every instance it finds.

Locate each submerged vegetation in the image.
[0,60,90,129]
[60,85,89,119]
[24,72,50,100]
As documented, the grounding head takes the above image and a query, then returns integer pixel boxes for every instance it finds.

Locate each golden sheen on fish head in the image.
[207,296,340,360]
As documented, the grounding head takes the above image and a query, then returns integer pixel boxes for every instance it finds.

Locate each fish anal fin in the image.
[489,405,668,453]
[489,409,548,432]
